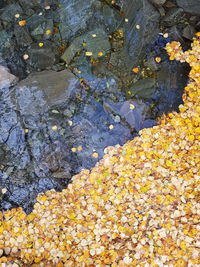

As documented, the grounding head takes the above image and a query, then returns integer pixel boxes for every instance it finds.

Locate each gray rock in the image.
[161,8,184,26]
[103,99,151,131]
[176,0,200,16]
[14,69,78,109]
[167,25,184,43]
[0,3,23,23]
[129,78,156,99]
[123,0,160,66]
[26,42,56,70]
[61,27,111,64]
[27,14,46,32]
[14,25,33,46]
[0,65,18,89]
[0,30,13,53]
[182,25,196,40]
[30,19,54,40]
[18,0,42,10]
[58,0,96,40]
[149,0,166,6]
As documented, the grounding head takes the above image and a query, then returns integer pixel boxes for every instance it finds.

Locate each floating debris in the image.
[92,152,99,158]
[132,67,139,73]
[18,20,26,27]
[51,125,58,131]
[23,54,29,60]
[155,57,162,63]
[38,42,44,47]
[85,51,93,56]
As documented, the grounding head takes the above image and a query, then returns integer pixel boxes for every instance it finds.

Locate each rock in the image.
[26,42,56,70]
[61,27,111,64]
[18,0,43,10]
[0,30,13,53]
[129,78,156,99]
[14,25,33,46]
[122,0,160,66]
[0,65,18,89]
[0,3,23,23]
[176,0,200,16]
[149,0,166,7]
[161,8,184,26]
[30,19,54,40]
[58,0,96,40]
[167,26,184,43]
[103,99,152,131]
[182,25,196,40]
[61,35,83,64]
[14,69,79,109]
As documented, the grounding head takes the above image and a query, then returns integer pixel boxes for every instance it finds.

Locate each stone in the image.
[161,8,184,26]
[0,65,18,89]
[14,25,33,46]
[58,0,96,40]
[18,0,42,10]
[26,42,56,70]
[14,69,79,109]
[122,0,160,66]
[149,0,166,6]
[176,0,200,16]
[129,78,156,99]
[61,27,111,64]
[0,3,23,23]
[182,25,196,40]
[30,19,54,40]
[0,30,13,53]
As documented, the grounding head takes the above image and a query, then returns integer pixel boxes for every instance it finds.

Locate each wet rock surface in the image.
[0,0,198,212]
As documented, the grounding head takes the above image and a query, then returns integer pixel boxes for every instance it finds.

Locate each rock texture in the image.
[176,0,200,16]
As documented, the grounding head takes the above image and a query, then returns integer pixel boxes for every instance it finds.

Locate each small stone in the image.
[15,13,20,18]
[45,5,51,10]
[136,25,140,30]
[109,125,114,130]
[71,147,77,153]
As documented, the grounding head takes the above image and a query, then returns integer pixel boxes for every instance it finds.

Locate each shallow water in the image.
[0,0,190,213]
